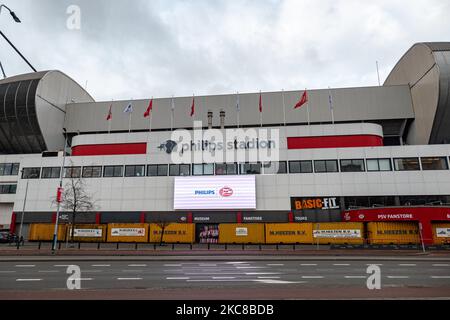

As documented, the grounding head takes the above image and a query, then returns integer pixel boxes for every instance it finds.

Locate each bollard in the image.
[259,244,262,251]
[59,242,61,250]
[97,242,100,250]
[293,244,296,251]
[225,243,227,250]
[116,242,119,250]
[208,243,210,250]
[276,244,279,250]
[172,243,175,250]
[38,241,41,250]
[135,243,138,250]
[154,243,156,250]
[78,242,81,249]
[190,243,192,250]
[242,244,245,250]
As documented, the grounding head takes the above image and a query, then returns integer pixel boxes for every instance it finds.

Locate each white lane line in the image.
[92,264,111,267]
[166,277,190,280]
[366,264,383,266]
[117,277,143,280]
[199,264,217,267]
[300,264,317,266]
[121,270,144,273]
[254,279,305,284]
[38,270,59,273]
[433,264,450,267]
[15,265,35,268]
[73,278,93,281]
[54,265,71,267]
[245,272,282,275]
[164,264,182,267]
[333,264,351,266]
[267,264,284,266]
[82,270,102,273]
[212,277,236,279]
[16,278,42,282]
[431,276,450,279]
[225,262,248,264]
[187,279,251,282]
[128,264,147,267]
[184,272,247,275]
[0,271,16,273]
[301,276,324,279]
[398,264,416,267]
[387,276,410,279]
[345,276,367,279]
[236,266,266,269]
[257,276,281,279]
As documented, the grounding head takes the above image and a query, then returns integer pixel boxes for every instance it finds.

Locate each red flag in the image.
[106,104,112,121]
[190,96,195,117]
[144,99,153,118]
[259,92,263,113]
[294,90,308,109]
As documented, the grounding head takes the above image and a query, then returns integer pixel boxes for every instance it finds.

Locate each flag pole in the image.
[306,88,310,126]
[236,92,240,129]
[149,97,153,133]
[282,89,286,126]
[108,99,113,134]
[259,90,263,128]
[171,95,175,132]
[328,87,335,124]
[128,100,132,133]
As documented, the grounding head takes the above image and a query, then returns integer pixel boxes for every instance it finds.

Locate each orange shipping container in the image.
[219,224,265,244]
[312,222,364,245]
[367,222,420,245]
[265,223,313,244]
[150,223,195,243]
[106,223,149,243]
[432,223,450,245]
[28,223,67,241]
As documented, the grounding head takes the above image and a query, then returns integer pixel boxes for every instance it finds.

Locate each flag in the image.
[143,99,153,118]
[106,104,112,120]
[236,93,240,111]
[123,103,133,113]
[190,96,195,117]
[294,90,308,109]
[259,92,263,113]
[328,92,334,111]
[171,96,175,111]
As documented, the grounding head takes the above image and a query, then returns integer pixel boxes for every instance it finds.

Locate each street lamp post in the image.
[0,4,21,23]
[16,171,29,249]
[51,132,68,253]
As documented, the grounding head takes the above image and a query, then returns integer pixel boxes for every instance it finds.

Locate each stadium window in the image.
[63,167,81,178]
[125,165,145,177]
[340,159,365,172]
[263,161,287,174]
[314,160,338,173]
[393,158,420,171]
[366,158,392,172]
[41,167,61,179]
[289,160,313,173]
[169,164,191,176]
[22,167,41,179]
[420,157,449,170]
[103,165,124,177]
[147,164,168,177]
[193,164,214,176]
[240,163,261,175]
[0,163,20,176]
[82,166,102,178]
[0,184,17,194]
[215,163,238,175]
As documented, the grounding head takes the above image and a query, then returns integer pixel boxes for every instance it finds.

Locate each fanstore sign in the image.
[291,197,340,210]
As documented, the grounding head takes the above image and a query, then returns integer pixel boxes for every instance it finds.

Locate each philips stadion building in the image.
[1,42,450,245]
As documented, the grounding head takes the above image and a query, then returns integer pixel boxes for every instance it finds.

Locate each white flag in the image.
[123,103,133,113]
[171,97,175,111]
[236,92,240,111]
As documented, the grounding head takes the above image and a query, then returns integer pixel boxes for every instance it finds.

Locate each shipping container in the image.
[66,224,107,242]
[432,223,450,245]
[28,223,67,241]
[367,222,420,245]
[312,222,364,245]
[106,223,149,242]
[265,223,313,244]
[149,223,195,243]
[219,224,265,244]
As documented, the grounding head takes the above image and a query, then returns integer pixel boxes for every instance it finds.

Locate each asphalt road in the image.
[0,257,449,299]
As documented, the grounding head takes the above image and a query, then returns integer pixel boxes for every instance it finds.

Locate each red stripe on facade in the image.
[9,212,16,234]
[95,212,101,225]
[287,135,383,149]
[342,206,450,245]
[140,212,146,224]
[288,212,294,223]
[236,212,242,224]
[72,143,147,156]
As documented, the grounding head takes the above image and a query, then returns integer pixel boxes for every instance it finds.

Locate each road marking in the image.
[433,264,450,267]
[236,266,266,269]
[345,276,367,279]
[254,279,305,284]
[16,278,42,282]
[184,272,246,275]
[199,264,217,267]
[164,264,182,267]
[212,277,236,279]
[187,279,251,282]
[38,270,59,273]
[300,264,317,266]
[257,276,281,279]
[92,264,111,267]
[333,264,351,266]
[267,264,284,266]
[0,271,16,273]
[366,264,383,266]
[245,272,282,275]
[73,278,93,281]
[398,264,416,266]
[302,276,324,279]
[166,277,190,280]
[82,270,102,273]
[122,270,144,273]
[54,265,71,267]
[387,276,410,279]
[128,264,147,267]
[15,265,35,268]
[431,276,450,279]
[117,277,143,280]
[225,262,248,264]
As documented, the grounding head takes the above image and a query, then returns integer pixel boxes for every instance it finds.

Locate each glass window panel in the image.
[157,165,168,176]
[203,164,214,175]
[180,164,190,176]
[326,160,338,172]
[340,159,364,172]
[11,163,20,176]
[103,166,114,177]
[0,165,4,176]
[226,163,238,175]
[10,184,17,194]
[169,164,179,176]
[314,160,326,173]
[367,159,379,171]
[22,167,40,179]
[113,166,123,177]
[421,157,448,170]
[378,159,392,171]
[147,165,158,176]
[193,164,203,176]
[289,161,300,173]
[394,158,420,171]
[3,163,12,175]
[215,163,227,175]
[300,161,313,173]
[64,167,81,178]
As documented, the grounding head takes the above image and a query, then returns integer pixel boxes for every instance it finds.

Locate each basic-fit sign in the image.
[291,197,339,210]
[174,176,256,210]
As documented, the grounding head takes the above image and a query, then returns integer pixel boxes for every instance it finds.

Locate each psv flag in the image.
[259,92,263,113]
[294,90,308,109]
[190,96,195,117]
[106,104,112,120]
[144,99,153,118]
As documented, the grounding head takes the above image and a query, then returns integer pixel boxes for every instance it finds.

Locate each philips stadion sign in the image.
[174,176,256,210]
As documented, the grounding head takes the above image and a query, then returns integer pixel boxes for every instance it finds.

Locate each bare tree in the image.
[52,163,96,242]
[155,221,171,246]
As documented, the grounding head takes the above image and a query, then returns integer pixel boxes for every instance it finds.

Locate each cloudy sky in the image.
[0,0,448,101]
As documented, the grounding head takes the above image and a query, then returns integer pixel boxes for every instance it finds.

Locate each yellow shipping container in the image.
[150,223,195,243]
[218,224,265,244]
[265,223,313,244]
[367,222,420,245]
[432,223,450,245]
[312,222,364,245]
[106,223,149,243]
[28,223,67,241]
[66,224,107,242]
